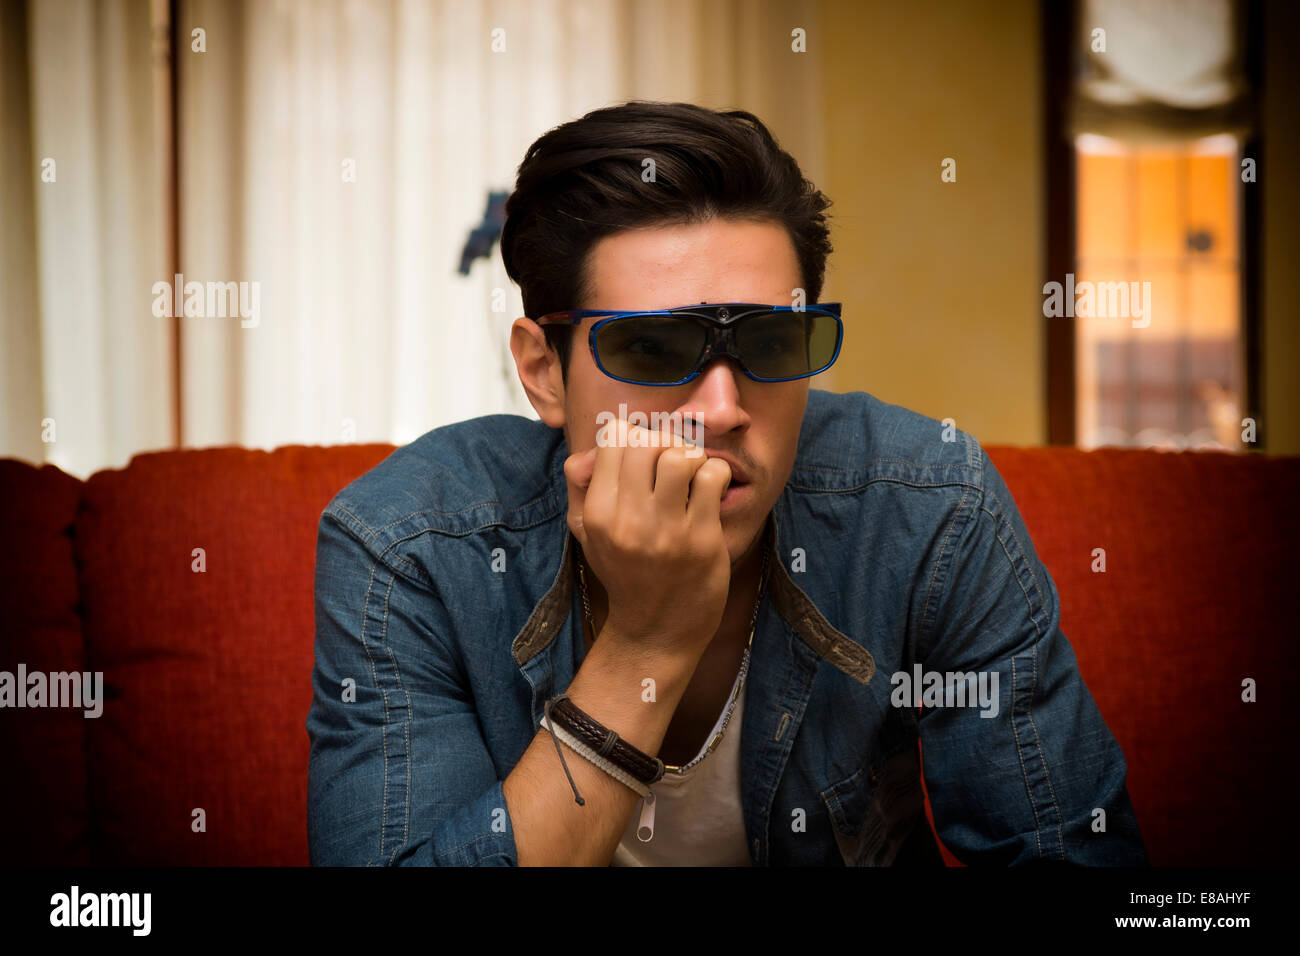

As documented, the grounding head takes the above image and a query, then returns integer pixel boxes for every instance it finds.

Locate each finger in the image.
[586,419,626,531]
[676,414,708,461]
[565,446,597,490]
[653,445,709,518]
[563,449,597,546]
[617,422,662,503]
[623,415,700,497]
[659,414,707,466]
[687,457,731,528]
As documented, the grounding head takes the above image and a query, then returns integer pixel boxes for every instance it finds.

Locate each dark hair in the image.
[500,100,833,380]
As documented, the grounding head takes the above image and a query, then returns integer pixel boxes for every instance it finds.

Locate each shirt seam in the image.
[975,439,1066,860]
[786,476,984,495]
[378,566,414,862]
[919,482,976,661]
[916,426,984,661]
[333,522,420,868]
[791,459,982,474]
[357,561,391,867]
[342,489,565,540]
[981,502,1064,860]
[437,830,510,865]
[328,504,568,588]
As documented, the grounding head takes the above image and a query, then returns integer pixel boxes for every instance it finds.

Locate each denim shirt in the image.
[306,389,1147,866]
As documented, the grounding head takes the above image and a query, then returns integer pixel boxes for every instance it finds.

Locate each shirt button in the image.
[752,837,760,860]
[868,767,880,786]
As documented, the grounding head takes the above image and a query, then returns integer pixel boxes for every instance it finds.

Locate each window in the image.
[1044,0,1257,450]
[1074,133,1245,450]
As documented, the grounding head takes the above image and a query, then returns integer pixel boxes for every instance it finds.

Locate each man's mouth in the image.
[719,477,753,511]
[704,452,751,485]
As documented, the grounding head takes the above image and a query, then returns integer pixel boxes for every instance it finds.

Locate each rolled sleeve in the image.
[307,507,518,866]
[916,441,1148,866]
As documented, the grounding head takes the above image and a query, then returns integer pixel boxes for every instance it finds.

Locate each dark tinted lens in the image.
[734,311,840,380]
[595,315,707,383]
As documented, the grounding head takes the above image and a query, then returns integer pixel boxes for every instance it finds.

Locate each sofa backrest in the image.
[0,461,88,865]
[2,445,394,865]
[970,445,1298,866]
[2,442,1297,865]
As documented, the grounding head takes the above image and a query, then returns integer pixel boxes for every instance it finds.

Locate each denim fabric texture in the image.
[306,389,1148,866]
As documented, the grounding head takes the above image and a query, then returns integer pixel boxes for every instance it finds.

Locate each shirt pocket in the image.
[819,743,926,866]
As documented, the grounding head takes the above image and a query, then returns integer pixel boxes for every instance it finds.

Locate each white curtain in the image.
[0,0,172,479]
[2,0,825,478]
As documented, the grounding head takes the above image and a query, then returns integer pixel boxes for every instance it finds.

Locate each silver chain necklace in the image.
[575,532,769,775]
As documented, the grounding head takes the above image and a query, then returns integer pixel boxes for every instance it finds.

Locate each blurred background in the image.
[1,0,1296,481]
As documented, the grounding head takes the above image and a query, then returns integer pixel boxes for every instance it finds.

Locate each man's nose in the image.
[674,357,749,438]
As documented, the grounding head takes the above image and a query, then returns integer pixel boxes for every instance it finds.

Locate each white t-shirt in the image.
[610,655,752,866]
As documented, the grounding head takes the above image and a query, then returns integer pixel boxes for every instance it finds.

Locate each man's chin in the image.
[725,515,769,569]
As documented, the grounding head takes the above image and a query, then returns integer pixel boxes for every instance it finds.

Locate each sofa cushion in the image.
[921,445,1300,866]
[0,459,90,865]
[74,443,394,864]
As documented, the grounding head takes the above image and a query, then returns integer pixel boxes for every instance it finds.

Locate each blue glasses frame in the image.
[535,302,844,386]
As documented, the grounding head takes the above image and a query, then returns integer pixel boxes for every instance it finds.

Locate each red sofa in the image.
[2,439,1296,866]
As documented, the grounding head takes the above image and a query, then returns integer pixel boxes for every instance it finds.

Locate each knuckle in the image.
[658,446,689,468]
[610,515,640,547]
[583,504,609,533]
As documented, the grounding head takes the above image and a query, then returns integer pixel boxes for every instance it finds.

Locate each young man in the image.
[306,101,1147,867]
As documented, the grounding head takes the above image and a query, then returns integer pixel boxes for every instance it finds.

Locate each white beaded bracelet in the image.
[539,714,657,842]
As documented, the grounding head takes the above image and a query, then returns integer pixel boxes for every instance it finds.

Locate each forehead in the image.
[582,218,802,309]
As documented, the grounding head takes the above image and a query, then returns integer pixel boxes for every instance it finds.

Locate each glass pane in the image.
[1074,135,1245,452]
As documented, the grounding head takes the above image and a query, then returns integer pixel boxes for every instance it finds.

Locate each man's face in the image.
[531,217,811,567]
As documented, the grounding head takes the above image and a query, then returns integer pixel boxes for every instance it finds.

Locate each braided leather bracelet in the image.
[542,693,665,801]
[548,695,665,785]
[538,714,652,798]
[540,704,661,841]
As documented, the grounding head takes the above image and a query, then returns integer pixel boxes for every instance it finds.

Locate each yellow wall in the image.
[819,0,1044,446]
[819,0,1297,452]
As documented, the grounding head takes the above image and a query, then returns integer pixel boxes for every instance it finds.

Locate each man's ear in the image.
[510,318,566,428]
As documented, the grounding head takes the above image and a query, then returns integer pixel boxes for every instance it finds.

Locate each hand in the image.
[564,417,732,661]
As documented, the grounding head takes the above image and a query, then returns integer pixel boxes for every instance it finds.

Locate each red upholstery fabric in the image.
[72,444,393,865]
[924,446,1300,866]
[2,442,1296,865]
[0,461,90,865]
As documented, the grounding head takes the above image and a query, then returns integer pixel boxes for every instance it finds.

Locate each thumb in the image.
[563,448,597,545]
